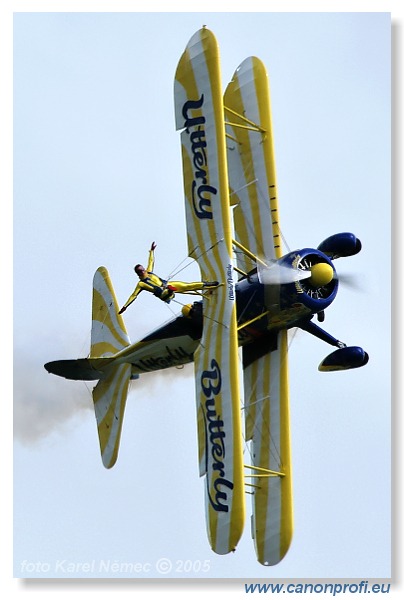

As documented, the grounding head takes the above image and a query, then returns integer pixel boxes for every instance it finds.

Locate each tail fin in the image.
[91,267,132,468]
[91,267,130,357]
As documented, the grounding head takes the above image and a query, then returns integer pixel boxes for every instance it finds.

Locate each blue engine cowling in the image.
[236,247,343,336]
[278,248,339,314]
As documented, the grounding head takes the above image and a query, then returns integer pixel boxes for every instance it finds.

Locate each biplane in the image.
[44,28,368,566]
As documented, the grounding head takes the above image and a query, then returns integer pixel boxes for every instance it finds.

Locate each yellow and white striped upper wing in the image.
[174,28,245,555]
[224,57,283,271]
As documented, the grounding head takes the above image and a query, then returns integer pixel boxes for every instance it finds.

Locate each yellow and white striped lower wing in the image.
[174,28,245,555]
[244,331,293,565]
[224,57,282,270]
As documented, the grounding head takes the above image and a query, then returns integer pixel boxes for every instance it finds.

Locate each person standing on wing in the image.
[119,242,219,313]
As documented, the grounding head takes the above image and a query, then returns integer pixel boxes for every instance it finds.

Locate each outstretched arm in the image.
[147,241,156,272]
[119,283,143,313]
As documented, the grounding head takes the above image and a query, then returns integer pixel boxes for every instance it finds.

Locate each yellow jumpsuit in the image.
[120,249,209,310]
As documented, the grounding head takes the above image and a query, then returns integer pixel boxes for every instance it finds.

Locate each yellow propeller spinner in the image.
[309,263,334,287]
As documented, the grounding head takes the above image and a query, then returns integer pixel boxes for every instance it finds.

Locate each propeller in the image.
[257,260,312,285]
[257,256,341,306]
[333,272,364,291]
[257,259,335,288]
[257,254,362,293]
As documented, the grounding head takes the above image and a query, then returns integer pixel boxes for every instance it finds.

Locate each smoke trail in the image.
[14,348,92,445]
[14,344,194,445]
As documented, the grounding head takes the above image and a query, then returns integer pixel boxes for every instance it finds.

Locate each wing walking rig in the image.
[45,28,368,566]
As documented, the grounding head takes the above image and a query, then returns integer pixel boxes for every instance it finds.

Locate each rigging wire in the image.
[164,239,225,282]
[165,256,196,282]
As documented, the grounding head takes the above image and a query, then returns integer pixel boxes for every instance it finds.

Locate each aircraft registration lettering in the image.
[133,346,194,371]
[182,95,216,220]
[201,359,234,513]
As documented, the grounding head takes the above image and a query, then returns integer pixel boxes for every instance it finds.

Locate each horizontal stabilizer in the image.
[93,362,132,468]
[91,267,130,357]
[44,358,112,381]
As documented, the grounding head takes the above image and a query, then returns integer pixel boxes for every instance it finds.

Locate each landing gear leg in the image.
[298,318,346,348]
[298,317,368,371]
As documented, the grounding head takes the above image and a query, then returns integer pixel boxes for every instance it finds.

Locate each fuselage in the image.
[113,248,338,377]
[44,247,342,382]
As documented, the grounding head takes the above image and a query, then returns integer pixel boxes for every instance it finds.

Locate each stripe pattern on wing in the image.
[225,58,293,564]
[244,331,293,565]
[174,28,245,555]
[224,56,283,272]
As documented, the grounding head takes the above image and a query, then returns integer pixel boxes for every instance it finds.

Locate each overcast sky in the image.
[4,3,398,597]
